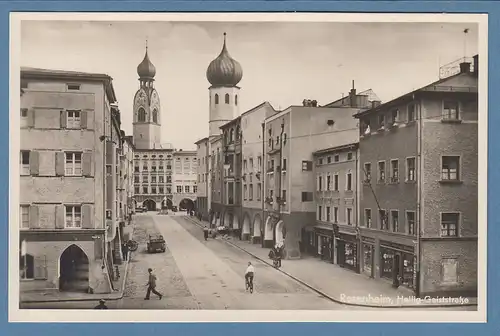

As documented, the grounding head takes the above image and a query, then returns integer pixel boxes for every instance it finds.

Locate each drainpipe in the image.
[277,120,285,245]
[261,122,265,247]
[355,144,361,273]
[416,94,422,297]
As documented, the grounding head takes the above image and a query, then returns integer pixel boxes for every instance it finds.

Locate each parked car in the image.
[147,235,166,253]
[171,206,178,212]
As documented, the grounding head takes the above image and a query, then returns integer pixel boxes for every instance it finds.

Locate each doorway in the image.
[59,244,89,292]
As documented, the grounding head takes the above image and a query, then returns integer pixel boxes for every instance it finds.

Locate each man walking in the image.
[144,268,163,300]
[203,226,209,241]
[121,242,129,261]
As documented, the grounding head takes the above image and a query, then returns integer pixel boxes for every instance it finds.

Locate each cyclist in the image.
[245,261,255,292]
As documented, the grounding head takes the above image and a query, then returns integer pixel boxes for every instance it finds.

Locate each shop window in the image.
[363,244,373,277]
[380,248,394,279]
[441,212,459,237]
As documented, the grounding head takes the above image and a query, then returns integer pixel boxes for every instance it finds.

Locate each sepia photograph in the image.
[9,12,487,322]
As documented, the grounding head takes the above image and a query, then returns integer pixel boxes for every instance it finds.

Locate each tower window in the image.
[215,94,219,105]
[235,94,238,106]
[225,93,230,104]
[138,107,146,122]
[153,109,158,123]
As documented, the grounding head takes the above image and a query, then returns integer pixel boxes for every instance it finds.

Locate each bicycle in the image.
[126,239,139,252]
[245,275,254,293]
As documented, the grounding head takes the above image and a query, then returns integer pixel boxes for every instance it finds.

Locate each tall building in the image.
[195,137,210,220]
[172,150,198,211]
[354,55,478,297]
[19,67,120,295]
[131,45,175,211]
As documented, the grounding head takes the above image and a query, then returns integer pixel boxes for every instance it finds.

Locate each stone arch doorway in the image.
[275,220,285,245]
[179,198,195,211]
[224,212,232,227]
[253,215,262,239]
[232,214,239,229]
[242,214,251,240]
[143,199,156,211]
[59,244,89,293]
[161,198,173,209]
[264,216,274,241]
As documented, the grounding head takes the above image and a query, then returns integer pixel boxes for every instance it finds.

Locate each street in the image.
[21,213,476,311]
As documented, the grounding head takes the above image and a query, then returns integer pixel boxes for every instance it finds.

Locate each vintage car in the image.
[147,235,166,253]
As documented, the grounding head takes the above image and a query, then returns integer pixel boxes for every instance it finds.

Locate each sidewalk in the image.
[20,222,136,304]
[184,216,477,309]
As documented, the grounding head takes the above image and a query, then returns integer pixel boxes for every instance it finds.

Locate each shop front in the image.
[336,233,359,272]
[314,226,334,262]
[361,237,375,278]
[380,241,416,290]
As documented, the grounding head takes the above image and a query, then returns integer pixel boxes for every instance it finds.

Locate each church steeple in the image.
[206,33,243,87]
[137,40,156,84]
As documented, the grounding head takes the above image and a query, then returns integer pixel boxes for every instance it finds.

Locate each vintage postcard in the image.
[9,12,487,323]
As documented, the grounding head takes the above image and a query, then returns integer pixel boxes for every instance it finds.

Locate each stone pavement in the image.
[184,216,477,309]
[20,222,136,304]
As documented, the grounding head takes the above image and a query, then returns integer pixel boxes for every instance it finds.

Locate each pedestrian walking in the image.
[94,299,108,309]
[121,243,129,261]
[144,268,163,300]
[203,226,209,241]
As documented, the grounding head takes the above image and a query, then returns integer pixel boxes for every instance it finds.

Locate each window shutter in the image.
[82,152,93,177]
[29,205,39,229]
[55,152,65,176]
[29,151,39,176]
[27,108,35,128]
[60,110,67,129]
[55,205,65,229]
[33,255,47,280]
[80,110,88,129]
[82,204,94,229]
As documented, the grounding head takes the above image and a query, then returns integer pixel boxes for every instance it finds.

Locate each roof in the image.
[240,101,276,118]
[195,137,209,145]
[313,142,359,156]
[174,150,197,155]
[21,66,117,103]
[354,63,478,118]
[220,115,241,130]
[323,89,381,107]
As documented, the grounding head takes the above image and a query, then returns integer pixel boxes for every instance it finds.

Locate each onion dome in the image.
[206,33,243,87]
[137,44,156,80]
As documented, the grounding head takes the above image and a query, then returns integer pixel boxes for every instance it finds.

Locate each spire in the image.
[137,40,156,81]
[206,32,243,87]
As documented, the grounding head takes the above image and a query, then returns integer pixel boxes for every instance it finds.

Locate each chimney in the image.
[459,61,471,74]
[349,80,357,107]
[371,101,381,109]
[473,54,479,77]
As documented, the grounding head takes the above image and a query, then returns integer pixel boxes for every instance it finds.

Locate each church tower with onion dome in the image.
[133,42,162,149]
[206,32,243,137]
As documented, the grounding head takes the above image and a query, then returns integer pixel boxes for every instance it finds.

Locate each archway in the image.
[143,199,156,211]
[275,220,285,245]
[224,212,232,227]
[179,198,195,211]
[242,214,251,239]
[161,198,173,209]
[253,215,262,238]
[264,216,274,241]
[232,214,239,229]
[59,244,89,292]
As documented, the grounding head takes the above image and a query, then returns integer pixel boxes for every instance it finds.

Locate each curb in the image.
[21,222,136,304]
[183,216,477,309]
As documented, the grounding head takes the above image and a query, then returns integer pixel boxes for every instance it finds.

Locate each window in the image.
[346,173,352,191]
[378,161,386,182]
[346,208,353,225]
[443,101,459,120]
[334,155,339,162]
[257,183,262,201]
[364,163,371,182]
[249,184,253,200]
[302,160,313,171]
[326,175,331,191]
[167,176,172,183]
[282,158,287,171]
[134,164,139,172]
[65,152,82,176]
[134,187,140,194]
[327,156,332,164]
[159,176,164,183]
[281,189,286,203]
[159,186,164,194]
[225,93,230,104]
[143,187,148,194]
[67,84,81,91]
[378,114,385,128]
[20,205,29,229]
[152,109,158,123]
[334,207,339,223]
[258,156,262,168]
[177,186,182,193]
[167,187,171,194]
[214,94,219,105]
[441,213,459,237]
[67,110,81,128]
[379,209,388,230]
[334,174,339,191]
[152,187,157,194]
[65,205,82,228]
[143,176,149,183]
[138,108,146,122]
[347,152,353,160]
[391,210,399,232]
[244,185,248,200]
[20,108,28,127]
[134,176,140,183]
[406,157,416,182]
[20,151,30,175]
[317,206,322,221]
[301,192,313,202]
[441,258,458,284]
[326,206,331,222]
[407,211,416,235]
[318,176,323,191]
[390,159,399,182]
[186,186,191,193]
[365,209,372,228]
[390,109,398,125]
[318,158,323,165]
[143,164,148,171]
[442,156,460,181]
[235,95,238,106]
[193,186,198,193]
[20,253,35,280]
[407,104,415,122]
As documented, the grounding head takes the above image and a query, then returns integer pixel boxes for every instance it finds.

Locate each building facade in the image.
[172,150,197,211]
[355,55,478,297]
[195,137,210,220]
[209,135,224,226]
[19,67,118,294]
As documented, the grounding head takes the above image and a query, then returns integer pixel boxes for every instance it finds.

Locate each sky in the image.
[20,20,478,150]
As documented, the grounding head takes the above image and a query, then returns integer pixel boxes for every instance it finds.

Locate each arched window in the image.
[225,93,230,104]
[152,109,158,123]
[138,107,146,122]
[235,95,238,106]
[230,129,234,143]
[214,94,219,105]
